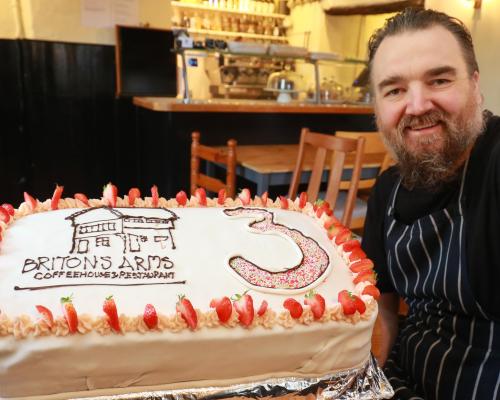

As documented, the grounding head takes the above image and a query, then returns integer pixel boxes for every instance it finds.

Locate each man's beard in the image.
[377,96,485,191]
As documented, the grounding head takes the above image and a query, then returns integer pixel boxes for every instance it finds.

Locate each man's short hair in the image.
[368,8,479,78]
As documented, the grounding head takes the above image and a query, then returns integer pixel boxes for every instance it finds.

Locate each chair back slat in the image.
[191,131,237,198]
[288,127,365,227]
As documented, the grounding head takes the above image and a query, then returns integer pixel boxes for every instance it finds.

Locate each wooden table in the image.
[213,144,383,194]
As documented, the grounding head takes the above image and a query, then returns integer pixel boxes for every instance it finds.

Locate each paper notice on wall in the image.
[82,0,139,28]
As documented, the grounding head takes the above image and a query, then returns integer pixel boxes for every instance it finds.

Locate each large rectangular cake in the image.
[0,186,379,399]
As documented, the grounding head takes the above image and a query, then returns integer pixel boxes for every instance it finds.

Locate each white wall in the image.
[288,0,500,113]
[426,0,500,113]
[1,0,172,45]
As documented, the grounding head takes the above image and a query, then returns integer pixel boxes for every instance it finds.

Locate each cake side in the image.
[0,188,380,398]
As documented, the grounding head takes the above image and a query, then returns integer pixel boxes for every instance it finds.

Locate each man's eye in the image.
[384,88,402,97]
[431,78,451,86]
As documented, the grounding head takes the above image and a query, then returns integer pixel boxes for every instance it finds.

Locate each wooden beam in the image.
[323,0,425,16]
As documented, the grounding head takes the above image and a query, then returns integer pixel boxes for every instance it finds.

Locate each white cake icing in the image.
[0,193,378,399]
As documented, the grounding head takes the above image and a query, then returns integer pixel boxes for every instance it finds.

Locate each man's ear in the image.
[471,71,482,104]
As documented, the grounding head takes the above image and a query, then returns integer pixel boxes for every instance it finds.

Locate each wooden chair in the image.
[335,131,394,230]
[190,131,237,198]
[288,128,365,228]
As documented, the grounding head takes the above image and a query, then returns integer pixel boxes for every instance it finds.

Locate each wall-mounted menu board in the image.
[115,26,177,97]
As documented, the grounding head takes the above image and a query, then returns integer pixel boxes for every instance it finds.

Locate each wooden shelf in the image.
[172,1,286,19]
[186,28,287,41]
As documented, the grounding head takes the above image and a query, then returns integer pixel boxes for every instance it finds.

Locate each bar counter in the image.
[132,97,375,198]
[133,97,374,115]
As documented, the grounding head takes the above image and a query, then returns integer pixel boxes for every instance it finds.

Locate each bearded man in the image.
[362,8,500,400]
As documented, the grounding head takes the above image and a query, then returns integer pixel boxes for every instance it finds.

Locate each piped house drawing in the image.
[65,207,178,254]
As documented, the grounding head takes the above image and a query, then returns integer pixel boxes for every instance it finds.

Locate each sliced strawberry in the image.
[334,227,352,245]
[176,190,188,206]
[74,193,90,206]
[217,188,227,205]
[23,192,37,211]
[232,292,254,327]
[1,203,15,216]
[195,188,207,206]
[257,299,268,317]
[143,303,158,329]
[0,207,10,223]
[151,185,159,207]
[283,298,303,319]
[128,188,141,206]
[103,183,118,207]
[50,184,64,210]
[323,216,341,230]
[354,296,366,314]
[209,296,232,323]
[338,290,357,315]
[279,196,289,209]
[342,239,361,252]
[298,192,307,209]
[239,188,251,206]
[362,284,380,300]
[349,258,374,273]
[348,247,367,262]
[261,191,268,206]
[326,222,344,240]
[103,295,121,333]
[60,295,78,334]
[35,305,54,328]
[176,295,198,330]
[304,290,325,320]
[353,270,377,285]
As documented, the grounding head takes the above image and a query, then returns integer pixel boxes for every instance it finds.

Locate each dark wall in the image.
[0,38,375,206]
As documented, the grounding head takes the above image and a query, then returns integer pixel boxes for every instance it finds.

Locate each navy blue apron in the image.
[382,160,500,400]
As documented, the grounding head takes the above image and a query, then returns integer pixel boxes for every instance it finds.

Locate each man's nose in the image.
[405,85,434,116]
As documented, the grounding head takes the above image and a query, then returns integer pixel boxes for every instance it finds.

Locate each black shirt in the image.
[362,111,500,319]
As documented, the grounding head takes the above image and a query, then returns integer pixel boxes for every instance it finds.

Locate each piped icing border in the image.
[0,187,380,339]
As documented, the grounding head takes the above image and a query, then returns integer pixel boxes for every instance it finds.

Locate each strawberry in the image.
[151,185,159,207]
[50,184,64,210]
[103,183,118,207]
[23,192,37,211]
[326,222,344,240]
[176,295,198,330]
[304,290,325,320]
[74,193,89,206]
[348,247,366,262]
[338,290,357,315]
[257,300,268,317]
[298,192,307,209]
[314,200,332,217]
[323,216,341,231]
[209,296,232,323]
[353,270,377,285]
[362,284,381,300]
[128,188,141,206]
[60,295,78,334]
[334,227,352,245]
[342,239,361,252]
[239,188,251,206]
[283,298,303,319]
[1,203,15,216]
[232,292,254,327]
[217,188,227,205]
[279,196,289,209]
[0,207,10,224]
[195,188,207,206]
[176,190,188,206]
[143,303,158,329]
[103,295,121,333]
[35,305,54,328]
[349,258,374,273]
[261,191,268,206]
